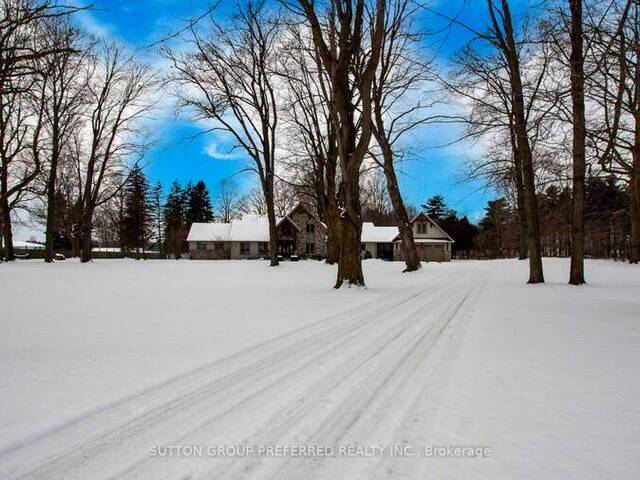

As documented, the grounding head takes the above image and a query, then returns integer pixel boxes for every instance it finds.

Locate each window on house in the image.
[306,223,315,234]
[197,242,208,251]
[306,242,315,254]
[215,242,224,251]
[417,223,427,234]
[240,242,250,255]
[259,242,268,254]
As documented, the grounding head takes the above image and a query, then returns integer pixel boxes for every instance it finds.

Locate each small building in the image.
[361,223,399,260]
[187,204,327,259]
[362,213,454,262]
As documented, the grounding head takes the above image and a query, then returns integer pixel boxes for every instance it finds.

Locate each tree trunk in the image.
[382,159,420,272]
[80,212,93,263]
[325,200,341,265]
[324,147,340,265]
[265,189,279,267]
[1,185,14,262]
[44,188,55,263]
[569,0,586,284]
[511,140,528,259]
[174,230,182,260]
[373,109,420,272]
[335,213,364,288]
[335,174,364,288]
[44,124,61,263]
[498,0,544,283]
[630,159,640,264]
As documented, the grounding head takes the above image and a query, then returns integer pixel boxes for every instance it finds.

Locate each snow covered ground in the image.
[0,258,638,479]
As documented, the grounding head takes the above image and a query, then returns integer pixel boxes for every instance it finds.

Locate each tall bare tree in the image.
[295,0,387,287]
[588,0,640,263]
[370,0,431,272]
[77,43,155,263]
[40,20,89,262]
[279,24,341,264]
[485,0,545,283]
[0,69,45,260]
[567,0,587,283]
[0,0,79,260]
[165,1,282,266]
[217,178,240,223]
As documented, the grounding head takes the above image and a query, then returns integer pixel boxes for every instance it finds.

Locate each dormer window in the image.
[417,223,427,234]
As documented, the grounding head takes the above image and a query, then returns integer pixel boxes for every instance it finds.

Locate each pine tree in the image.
[163,181,186,259]
[186,180,214,227]
[422,195,448,221]
[121,166,152,259]
[150,182,164,258]
[479,198,510,258]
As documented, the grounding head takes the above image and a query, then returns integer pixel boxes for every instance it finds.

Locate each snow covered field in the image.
[0,258,638,479]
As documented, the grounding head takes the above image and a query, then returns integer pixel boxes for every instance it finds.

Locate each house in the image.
[187,203,327,259]
[188,206,453,262]
[362,212,454,262]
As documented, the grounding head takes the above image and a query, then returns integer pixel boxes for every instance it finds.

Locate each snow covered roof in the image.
[361,223,399,243]
[187,222,232,242]
[228,216,272,242]
[188,215,284,243]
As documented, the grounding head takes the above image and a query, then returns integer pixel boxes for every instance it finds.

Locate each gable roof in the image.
[409,212,454,242]
[289,202,327,228]
[277,215,301,231]
[188,213,302,243]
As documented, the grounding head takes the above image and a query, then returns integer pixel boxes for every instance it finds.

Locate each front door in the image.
[376,242,393,260]
[278,240,295,256]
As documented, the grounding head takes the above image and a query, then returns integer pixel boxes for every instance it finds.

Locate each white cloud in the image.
[204,140,244,161]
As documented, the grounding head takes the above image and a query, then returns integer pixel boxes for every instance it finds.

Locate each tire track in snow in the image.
[1,270,469,480]
[216,271,486,480]
[112,275,478,480]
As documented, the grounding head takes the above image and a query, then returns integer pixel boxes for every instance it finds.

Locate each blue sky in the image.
[35,0,541,240]
[67,0,517,222]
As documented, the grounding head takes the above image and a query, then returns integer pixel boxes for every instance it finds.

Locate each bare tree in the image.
[40,19,90,262]
[278,25,341,264]
[369,0,430,272]
[480,0,545,282]
[567,0,587,283]
[77,43,155,263]
[165,1,282,266]
[217,177,241,222]
[0,70,45,260]
[588,0,640,263]
[0,0,76,260]
[238,187,268,216]
[0,0,83,97]
[361,169,392,224]
[294,0,387,288]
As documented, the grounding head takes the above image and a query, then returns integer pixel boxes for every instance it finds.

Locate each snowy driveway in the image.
[2,259,639,479]
[0,262,486,479]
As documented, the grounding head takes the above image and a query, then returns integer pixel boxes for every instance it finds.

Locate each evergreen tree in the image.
[186,180,214,226]
[422,195,448,221]
[121,166,152,259]
[440,213,478,258]
[150,182,164,258]
[479,198,511,258]
[163,181,186,259]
